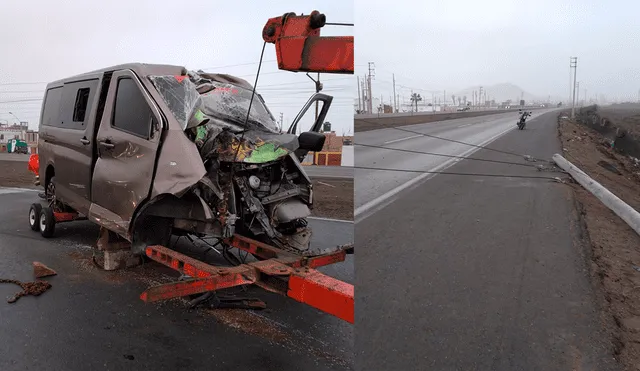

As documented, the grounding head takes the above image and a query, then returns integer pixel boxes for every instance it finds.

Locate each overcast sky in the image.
[356,0,640,107]
[0,0,353,133]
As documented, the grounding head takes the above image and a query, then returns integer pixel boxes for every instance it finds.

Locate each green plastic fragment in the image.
[244,142,289,163]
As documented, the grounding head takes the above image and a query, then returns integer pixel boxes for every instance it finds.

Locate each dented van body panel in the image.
[37,63,333,256]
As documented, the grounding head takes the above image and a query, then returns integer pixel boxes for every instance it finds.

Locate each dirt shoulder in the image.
[0,160,38,189]
[559,115,640,370]
[0,161,353,221]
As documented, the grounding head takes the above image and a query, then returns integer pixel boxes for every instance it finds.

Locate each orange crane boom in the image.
[262,10,354,74]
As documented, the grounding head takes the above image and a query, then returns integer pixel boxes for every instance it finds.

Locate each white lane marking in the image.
[457,123,473,128]
[307,216,353,223]
[0,187,38,195]
[383,135,422,145]
[355,124,517,222]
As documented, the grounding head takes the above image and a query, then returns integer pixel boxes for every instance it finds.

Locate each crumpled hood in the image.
[194,124,298,163]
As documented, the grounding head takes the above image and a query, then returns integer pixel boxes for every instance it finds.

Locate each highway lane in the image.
[355,110,554,221]
[0,190,353,371]
[304,165,353,180]
[355,111,620,371]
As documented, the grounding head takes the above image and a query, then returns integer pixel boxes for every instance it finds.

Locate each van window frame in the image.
[110,77,155,140]
[72,87,91,123]
[40,86,64,128]
[52,79,99,130]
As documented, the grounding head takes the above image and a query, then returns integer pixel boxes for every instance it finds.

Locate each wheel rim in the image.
[39,213,46,231]
[46,181,58,210]
[29,208,36,226]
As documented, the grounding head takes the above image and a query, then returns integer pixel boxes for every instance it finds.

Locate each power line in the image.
[0,98,43,104]
[354,166,563,181]
[198,60,277,70]
[0,90,45,94]
[0,82,47,87]
[356,118,552,163]
[356,143,545,169]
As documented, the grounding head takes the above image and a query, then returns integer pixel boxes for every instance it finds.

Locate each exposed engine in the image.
[150,71,319,255]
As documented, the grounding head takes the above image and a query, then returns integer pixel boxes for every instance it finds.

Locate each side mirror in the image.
[298,131,325,152]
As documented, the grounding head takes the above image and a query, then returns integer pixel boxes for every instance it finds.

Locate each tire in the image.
[29,203,42,231]
[39,207,56,238]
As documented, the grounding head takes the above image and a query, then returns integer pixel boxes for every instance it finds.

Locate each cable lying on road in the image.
[354,166,566,182]
[356,118,553,164]
[356,143,541,169]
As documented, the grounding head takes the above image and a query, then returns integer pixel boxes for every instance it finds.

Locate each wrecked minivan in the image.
[37,63,334,256]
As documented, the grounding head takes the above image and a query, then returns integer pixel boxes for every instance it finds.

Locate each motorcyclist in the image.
[517,110,531,128]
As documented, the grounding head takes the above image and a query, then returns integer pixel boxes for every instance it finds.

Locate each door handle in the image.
[80,138,90,145]
[99,140,115,149]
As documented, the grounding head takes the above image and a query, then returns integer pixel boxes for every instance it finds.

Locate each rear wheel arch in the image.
[44,165,55,189]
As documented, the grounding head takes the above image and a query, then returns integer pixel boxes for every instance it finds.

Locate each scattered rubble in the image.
[0,278,52,303]
[33,261,57,278]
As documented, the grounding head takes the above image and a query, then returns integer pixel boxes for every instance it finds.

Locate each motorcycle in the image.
[148,71,333,257]
[517,110,532,130]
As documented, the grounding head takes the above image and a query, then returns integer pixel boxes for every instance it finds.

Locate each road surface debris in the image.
[33,261,57,278]
[0,278,52,303]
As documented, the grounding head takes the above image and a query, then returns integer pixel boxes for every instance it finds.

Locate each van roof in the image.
[47,63,186,87]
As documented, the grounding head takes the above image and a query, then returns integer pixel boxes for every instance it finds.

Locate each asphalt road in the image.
[303,165,353,180]
[0,189,353,371]
[355,110,554,218]
[355,111,620,370]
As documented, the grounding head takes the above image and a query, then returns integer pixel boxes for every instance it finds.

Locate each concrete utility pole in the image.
[357,76,361,113]
[361,76,368,113]
[443,90,446,109]
[367,62,375,114]
[576,81,580,108]
[570,57,578,118]
[392,74,397,113]
[279,112,284,132]
[432,92,435,112]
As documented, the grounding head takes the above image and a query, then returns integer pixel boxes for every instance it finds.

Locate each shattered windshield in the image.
[149,74,279,133]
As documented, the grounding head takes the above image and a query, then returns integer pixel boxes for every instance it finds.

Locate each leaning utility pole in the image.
[392,73,397,113]
[570,57,578,118]
[367,62,375,114]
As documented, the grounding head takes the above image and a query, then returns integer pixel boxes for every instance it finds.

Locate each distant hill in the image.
[453,83,553,103]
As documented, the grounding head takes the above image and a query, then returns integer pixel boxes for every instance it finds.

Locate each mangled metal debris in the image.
[147,70,328,256]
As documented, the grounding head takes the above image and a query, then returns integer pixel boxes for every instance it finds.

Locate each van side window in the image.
[73,88,90,122]
[112,78,153,138]
[41,87,63,127]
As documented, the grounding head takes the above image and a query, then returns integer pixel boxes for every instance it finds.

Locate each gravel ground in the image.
[0,161,353,220]
[559,114,640,371]
[0,160,37,189]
